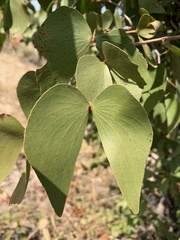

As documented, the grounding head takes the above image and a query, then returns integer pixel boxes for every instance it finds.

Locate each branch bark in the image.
[134,35,180,46]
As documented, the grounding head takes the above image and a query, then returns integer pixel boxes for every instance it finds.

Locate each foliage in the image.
[0,0,180,238]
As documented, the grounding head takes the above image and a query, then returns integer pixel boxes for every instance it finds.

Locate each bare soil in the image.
[0,41,124,240]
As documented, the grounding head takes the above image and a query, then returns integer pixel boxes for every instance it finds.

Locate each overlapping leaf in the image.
[102,42,146,88]
[9,160,30,204]
[76,55,112,102]
[0,114,24,184]
[33,6,92,82]
[92,85,153,214]
[9,0,30,39]
[95,29,148,81]
[24,84,89,216]
[17,71,41,118]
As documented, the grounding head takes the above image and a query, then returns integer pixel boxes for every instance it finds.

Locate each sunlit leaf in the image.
[9,160,30,204]
[17,71,41,118]
[0,114,24,184]
[92,84,153,214]
[137,14,161,39]
[110,70,142,100]
[33,6,92,82]
[76,55,112,102]
[9,0,30,39]
[24,84,89,216]
[102,41,146,88]
[101,9,113,29]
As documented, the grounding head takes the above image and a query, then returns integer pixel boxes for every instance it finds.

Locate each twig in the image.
[134,35,180,46]
[103,0,133,26]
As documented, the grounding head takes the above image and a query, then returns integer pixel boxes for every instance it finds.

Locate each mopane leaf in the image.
[24,84,89,216]
[95,29,148,81]
[0,114,24,184]
[138,0,165,14]
[142,64,166,113]
[92,85,153,214]
[101,9,113,29]
[17,71,41,118]
[169,45,180,57]
[165,93,180,135]
[33,6,92,82]
[110,70,142,100]
[102,42,146,88]
[9,0,30,39]
[9,160,30,204]
[37,0,52,11]
[76,55,112,102]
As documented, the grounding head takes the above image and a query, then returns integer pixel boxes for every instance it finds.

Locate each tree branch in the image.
[134,35,180,46]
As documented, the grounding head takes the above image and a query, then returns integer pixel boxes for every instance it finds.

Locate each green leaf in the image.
[17,71,41,118]
[9,160,30,204]
[36,64,62,94]
[101,9,113,29]
[0,33,5,51]
[37,0,53,11]
[92,85,153,214]
[9,0,30,39]
[138,36,157,67]
[95,29,148,81]
[75,0,91,14]
[114,9,123,29]
[110,70,142,100]
[142,64,166,113]
[85,11,102,33]
[137,14,161,39]
[165,93,180,135]
[138,0,165,14]
[3,0,12,32]
[33,6,92,82]
[0,114,24,184]
[24,84,89,216]
[169,45,180,57]
[102,42,146,88]
[76,55,112,102]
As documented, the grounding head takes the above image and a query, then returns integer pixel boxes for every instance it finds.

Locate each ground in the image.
[0,41,130,240]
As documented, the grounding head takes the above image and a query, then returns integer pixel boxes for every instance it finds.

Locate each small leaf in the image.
[102,42,146,88]
[95,29,148,81]
[165,93,180,135]
[142,64,166,112]
[138,36,157,67]
[92,84,153,214]
[0,114,24,184]
[24,84,89,216]
[0,33,5,51]
[17,71,41,118]
[76,55,112,102]
[85,11,102,33]
[9,0,30,39]
[137,14,161,39]
[33,6,92,82]
[138,0,165,14]
[101,9,113,29]
[9,160,30,204]
[37,0,52,11]
[169,45,180,57]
